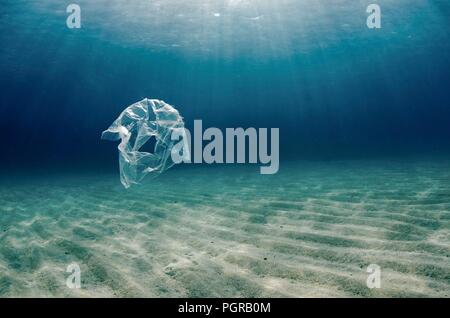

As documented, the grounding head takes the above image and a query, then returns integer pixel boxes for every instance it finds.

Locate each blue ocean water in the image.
[1,0,449,171]
[1,1,450,298]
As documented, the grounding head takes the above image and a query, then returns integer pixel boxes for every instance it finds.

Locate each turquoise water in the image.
[1,160,449,297]
[0,1,449,297]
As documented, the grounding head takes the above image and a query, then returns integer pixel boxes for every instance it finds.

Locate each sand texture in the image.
[0,160,449,297]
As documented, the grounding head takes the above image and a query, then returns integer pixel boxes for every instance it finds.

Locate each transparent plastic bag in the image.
[102,98,186,188]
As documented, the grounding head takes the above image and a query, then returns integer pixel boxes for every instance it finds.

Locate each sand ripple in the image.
[0,160,449,297]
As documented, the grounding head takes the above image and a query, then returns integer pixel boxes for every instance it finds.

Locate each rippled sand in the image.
[0,160,449,297]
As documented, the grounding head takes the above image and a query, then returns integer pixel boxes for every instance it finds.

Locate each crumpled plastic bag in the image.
[102,98,187,188]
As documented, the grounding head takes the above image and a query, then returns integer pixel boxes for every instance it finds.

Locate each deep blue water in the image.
[1,1,450,298]
[1,0,449,172]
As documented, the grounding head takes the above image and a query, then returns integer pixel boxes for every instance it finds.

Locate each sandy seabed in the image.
[0,160,449,297]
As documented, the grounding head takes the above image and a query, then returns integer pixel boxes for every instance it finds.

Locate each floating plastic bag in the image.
[102,98,186,188]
